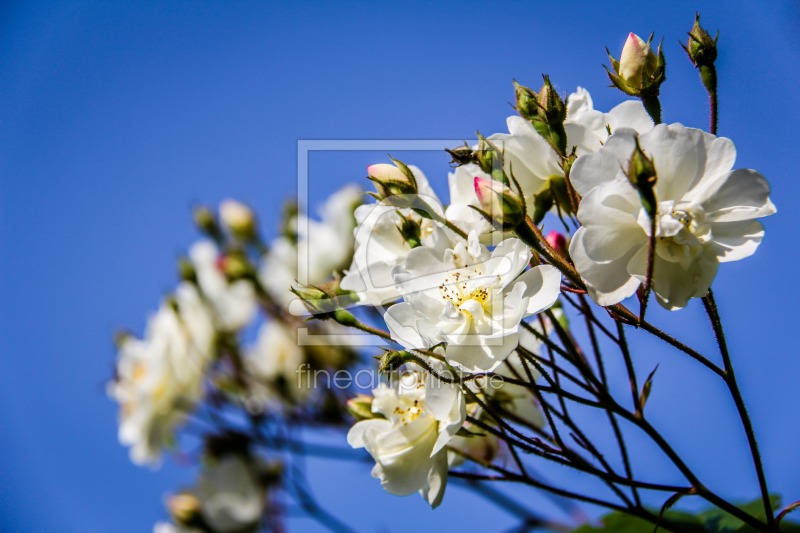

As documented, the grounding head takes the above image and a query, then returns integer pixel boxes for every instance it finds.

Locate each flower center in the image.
[438,267,494,316]
[392,397,426,425]
[648,202,712,267]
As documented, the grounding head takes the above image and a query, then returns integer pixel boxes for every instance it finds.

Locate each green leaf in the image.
[697,495,781,532]
[572,511,704,533]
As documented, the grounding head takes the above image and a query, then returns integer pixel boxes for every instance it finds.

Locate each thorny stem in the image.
[703,289,774,530]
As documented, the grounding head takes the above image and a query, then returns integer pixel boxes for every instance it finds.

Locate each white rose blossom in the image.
[569,123,776,309]
[564,87,654,155]
[486,88,652,205]
[385,232,561,373]
[110,283,215,466]
[347,365,465,508]
[341,166,451,306]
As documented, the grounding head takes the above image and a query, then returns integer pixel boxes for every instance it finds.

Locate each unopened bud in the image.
[473,177,525,230]
[606,33,666,97]
[219,199,256,239]
[545,231,569,259]
[684,13,718,67]
[367,160,418,198]
[620,33,656,89]
[346,394,375,420]
[397,213,422,248]
[446,144,477,167]
[538,76,567,124]
[626,139,658,218]
[178,257,197,283]
[516,76,568,156]
[166,493,202,525]
[513,80,539,120]
[193,205,220,237]
[216,252,251,280]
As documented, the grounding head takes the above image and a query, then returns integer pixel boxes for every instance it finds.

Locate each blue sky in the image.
[1,1,799,531]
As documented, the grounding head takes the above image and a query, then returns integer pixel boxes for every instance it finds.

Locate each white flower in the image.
[565,87,653,155]
[385,232,561,373]
[245,320,308,404]
[195,455,265,533]
[341,166,451,306]
[347,366,465,508]
[261,185,361,309]
[489,115,563,199]
[110,283,215,466]
[569,123,776,309]
[190,241,257,331]
[484,88,651,204]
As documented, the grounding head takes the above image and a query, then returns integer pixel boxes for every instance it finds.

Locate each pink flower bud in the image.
[545,230,569,258]
[473,177,525,230]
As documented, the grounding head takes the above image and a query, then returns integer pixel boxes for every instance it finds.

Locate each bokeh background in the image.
[1,1,798,531]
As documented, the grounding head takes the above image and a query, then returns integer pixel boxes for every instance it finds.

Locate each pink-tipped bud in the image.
[367,161,417,197]
[473,177,525,230]
[619,33,657,89]
[367,163,407,183]
[545,230,569,259]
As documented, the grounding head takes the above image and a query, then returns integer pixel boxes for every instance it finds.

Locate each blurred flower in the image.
[190,241,257,331]
[385,232,561,372]
[219,199,256,238]
[195,455,265,532]
[569,123,776,309]
[245,320,308,405]
[347,366,465,508]
[260,185,361,309]
[110,283,215,465]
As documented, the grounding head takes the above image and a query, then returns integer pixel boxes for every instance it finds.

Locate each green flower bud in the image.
[396,212,422,248]
[193,205,221,238]
[626,139,658,218]
[513,80,539,121]
[684,13,718,68]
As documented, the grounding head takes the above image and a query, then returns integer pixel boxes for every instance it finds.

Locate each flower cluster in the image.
[113,22,781,531]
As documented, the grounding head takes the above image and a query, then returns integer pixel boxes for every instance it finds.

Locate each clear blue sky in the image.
[1,1,799,531]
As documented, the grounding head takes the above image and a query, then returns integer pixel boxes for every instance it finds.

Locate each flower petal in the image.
[570,227,641,306]
[709,220,765,262]
[699,169,777,222]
